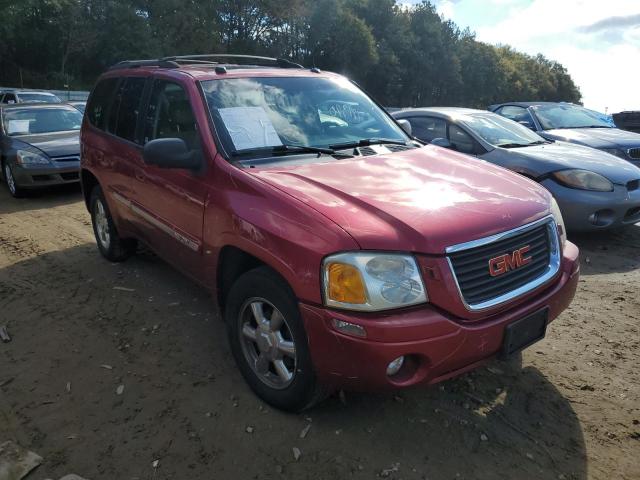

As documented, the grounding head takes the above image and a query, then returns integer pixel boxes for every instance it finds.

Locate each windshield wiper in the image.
[551,125,611,129]
[232,144,353,158]
[527,140,551,145]
[496,142,531,149]
[329,138,408,150]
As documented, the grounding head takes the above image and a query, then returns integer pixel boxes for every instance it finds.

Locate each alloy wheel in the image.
[94,199,111,250]
[239,298,297,389]
[4,164,16,195]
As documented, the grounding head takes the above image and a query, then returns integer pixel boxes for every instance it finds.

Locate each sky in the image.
[402,0,640,113]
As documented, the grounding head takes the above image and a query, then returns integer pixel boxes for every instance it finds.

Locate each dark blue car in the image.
[489,102,640,167]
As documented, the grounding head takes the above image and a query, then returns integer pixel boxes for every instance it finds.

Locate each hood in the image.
[13,131,80,158]
[507,141,640,184]
[250,146,551,254]
[542,127,640,149]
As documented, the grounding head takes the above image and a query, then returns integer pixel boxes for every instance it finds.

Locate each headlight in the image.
[16,149,50,165]
[549,197,567,248]
[600,148,628,159]
[551,169,613,192]
[322,252,428,311]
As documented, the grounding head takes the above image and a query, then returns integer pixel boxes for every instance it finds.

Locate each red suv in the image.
[80,55,580,411]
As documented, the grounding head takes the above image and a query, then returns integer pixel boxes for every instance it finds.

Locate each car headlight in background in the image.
[550,197,567,248]
[16,150,50,165]
[323,252,427,311]
[551,169,613,192]
[600,148,628,159]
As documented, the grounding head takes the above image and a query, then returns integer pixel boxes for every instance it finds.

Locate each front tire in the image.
[225,267,325,412]
[3,161,25,198]
[90,186,137,262]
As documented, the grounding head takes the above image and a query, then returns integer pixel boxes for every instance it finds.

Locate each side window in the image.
[144,80,199,150]
[107,77,146,142]
[86,78,119,131]
[497,106,535,128]
[406,116,447,143]
[4,94,17,104]
[448,124,477,154]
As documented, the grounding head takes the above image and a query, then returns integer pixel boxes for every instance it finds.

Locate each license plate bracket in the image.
[500,307,549,359]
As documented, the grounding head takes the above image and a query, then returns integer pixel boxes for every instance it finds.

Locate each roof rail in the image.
[108,59,180,71]
[108,54,303,71]
[162,54,304,69]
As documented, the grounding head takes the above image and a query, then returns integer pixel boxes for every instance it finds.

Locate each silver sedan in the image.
[393,107,640,232]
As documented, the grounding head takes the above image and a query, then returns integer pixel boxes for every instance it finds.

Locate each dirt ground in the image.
[0,184,638,480]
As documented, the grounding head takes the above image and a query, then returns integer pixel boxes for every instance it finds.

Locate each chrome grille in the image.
[628,148,640,160]
[446,217,561,311]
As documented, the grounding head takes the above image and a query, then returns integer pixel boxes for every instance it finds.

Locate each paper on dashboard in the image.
[7,120,31,135]
[218,107,282,151]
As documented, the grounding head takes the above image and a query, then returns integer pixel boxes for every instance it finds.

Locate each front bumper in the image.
[12,161,80,188]
[301,241,579,391]
[542,179,640,231]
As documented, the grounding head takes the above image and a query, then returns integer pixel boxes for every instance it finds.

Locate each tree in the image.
[0,0,582,105]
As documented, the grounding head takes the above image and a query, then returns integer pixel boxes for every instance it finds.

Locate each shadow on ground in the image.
[0,183,83,215]
[569,224,640,275]
[0,244,587,480]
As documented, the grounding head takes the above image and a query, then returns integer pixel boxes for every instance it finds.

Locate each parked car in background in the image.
[0,89,63,104]
[1,103,82,196]
[489,102,640,167]
[393,108,640,231]
[613,111,640,134]
[68,101,86,113]
[80,55,579,411]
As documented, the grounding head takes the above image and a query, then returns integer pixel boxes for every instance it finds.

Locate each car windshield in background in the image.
[462,113,546,148]
[2,107,83,136]
[533,104,613,130]
[200,76,408,159]
[19,93,62,103]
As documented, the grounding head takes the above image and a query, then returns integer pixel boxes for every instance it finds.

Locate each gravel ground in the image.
[0,184,638,480]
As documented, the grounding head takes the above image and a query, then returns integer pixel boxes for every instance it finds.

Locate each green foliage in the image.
[0,0,581,105]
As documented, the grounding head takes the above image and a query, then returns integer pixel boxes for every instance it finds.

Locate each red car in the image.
[80,55,579,411]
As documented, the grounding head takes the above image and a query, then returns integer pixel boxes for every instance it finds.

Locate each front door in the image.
[135,79,208,282]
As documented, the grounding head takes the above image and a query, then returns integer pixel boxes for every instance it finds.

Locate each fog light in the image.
[386,356,405,376]
[332,319,366,338]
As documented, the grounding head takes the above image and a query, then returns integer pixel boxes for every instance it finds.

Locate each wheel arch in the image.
[81,168,100,211]
[216,245,296,315]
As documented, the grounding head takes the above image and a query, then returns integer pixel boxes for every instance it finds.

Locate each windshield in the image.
[462,113,545,147]
[19,93,62,103]
[201,76,408,158]
[2,107,83,136]
[533,104,613,130]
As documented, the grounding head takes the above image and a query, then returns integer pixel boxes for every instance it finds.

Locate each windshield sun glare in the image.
[201,76,408,160]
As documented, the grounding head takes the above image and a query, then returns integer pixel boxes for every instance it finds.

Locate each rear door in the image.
[134,78,207,282]
[90,76,148,235]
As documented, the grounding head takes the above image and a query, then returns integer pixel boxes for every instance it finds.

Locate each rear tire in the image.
[225,266,326,412]
[90,185,137,262]
[3,161,25,198]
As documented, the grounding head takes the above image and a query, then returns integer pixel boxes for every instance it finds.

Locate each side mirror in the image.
[143,138,201,170]
[396,119,412,136]
[431,137,452,149]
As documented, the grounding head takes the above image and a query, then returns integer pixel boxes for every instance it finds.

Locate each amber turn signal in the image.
[327,262,367,304]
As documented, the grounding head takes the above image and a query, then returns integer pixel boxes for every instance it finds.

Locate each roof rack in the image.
[108,59,180,71]
[108,54,303,71]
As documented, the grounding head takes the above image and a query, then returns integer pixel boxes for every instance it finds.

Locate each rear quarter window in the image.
[107,77,147,143]
[86,78,120,131]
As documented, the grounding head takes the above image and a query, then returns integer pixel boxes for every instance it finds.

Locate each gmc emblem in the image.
[489,246,532,277]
